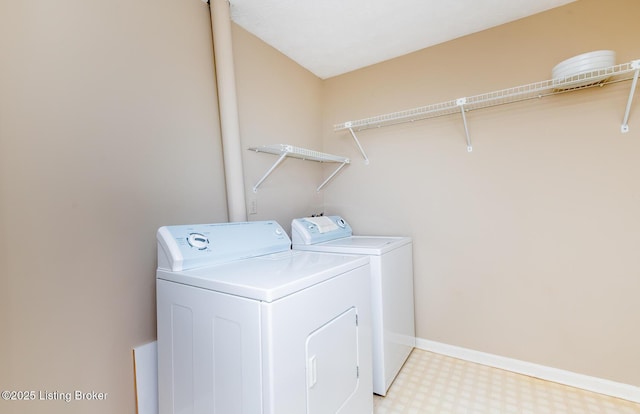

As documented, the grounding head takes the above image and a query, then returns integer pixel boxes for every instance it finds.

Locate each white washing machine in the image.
[156,220,373,414]
[292,216,415,396]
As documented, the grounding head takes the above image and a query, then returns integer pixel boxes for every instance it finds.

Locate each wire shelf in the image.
[249,144,349,164]
[334,60,640,132]
[248,144,350,192]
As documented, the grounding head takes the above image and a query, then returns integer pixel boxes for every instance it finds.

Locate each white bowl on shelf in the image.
[552,50,616,89]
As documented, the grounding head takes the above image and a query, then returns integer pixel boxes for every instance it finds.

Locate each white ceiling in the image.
[229,0,575,79]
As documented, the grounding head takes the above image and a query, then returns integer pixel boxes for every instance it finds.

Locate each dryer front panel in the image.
[261,264,373,414]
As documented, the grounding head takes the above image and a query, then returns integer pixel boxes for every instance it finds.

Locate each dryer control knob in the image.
[187,233,209,250]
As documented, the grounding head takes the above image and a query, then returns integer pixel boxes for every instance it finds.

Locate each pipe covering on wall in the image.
[210,0,247,222]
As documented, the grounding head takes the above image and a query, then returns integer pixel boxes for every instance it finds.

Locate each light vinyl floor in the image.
[374,349,640,414]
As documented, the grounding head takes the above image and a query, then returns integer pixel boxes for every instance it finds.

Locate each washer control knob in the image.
[187,233,209,250]
[274,227,283,236]
[337,218,346,228]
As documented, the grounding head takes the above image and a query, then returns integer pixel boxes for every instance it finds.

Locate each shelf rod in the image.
[456,98,473,152]
[621,60,640,133]
[252,152,287,193]
[346,123,370,164]
[316,161,348,192]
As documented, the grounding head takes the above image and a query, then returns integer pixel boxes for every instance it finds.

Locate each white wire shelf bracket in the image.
[343,124,370,164]
[248,144,350,192]
[334,59,640,156]
[621,59,640,132]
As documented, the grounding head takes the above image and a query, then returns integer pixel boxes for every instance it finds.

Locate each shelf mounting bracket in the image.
[316,161,349,192]
[457,98,473,152]
[346,122,370,164]
[252,152,287,193]
[621,60,640,133]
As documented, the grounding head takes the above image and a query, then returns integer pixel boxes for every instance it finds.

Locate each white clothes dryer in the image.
[292,216,415,396]
[156,220,373,414]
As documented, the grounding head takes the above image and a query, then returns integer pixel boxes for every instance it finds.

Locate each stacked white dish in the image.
[552,50,616,89]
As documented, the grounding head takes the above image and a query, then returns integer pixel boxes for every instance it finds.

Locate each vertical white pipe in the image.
[209,0,247,222]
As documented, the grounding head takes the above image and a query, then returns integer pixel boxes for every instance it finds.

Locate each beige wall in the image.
[232,24,325,234]
[0,1,227,413]
[2,0,640,412]
[322,0,640,386]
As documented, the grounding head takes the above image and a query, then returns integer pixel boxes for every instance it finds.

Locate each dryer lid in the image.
[157,250,369,302]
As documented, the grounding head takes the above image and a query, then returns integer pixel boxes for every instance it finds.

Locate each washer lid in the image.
[156,250,369,302]
[294,236,411,255]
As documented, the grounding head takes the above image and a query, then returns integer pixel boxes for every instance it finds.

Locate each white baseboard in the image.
[416,338,640,404]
